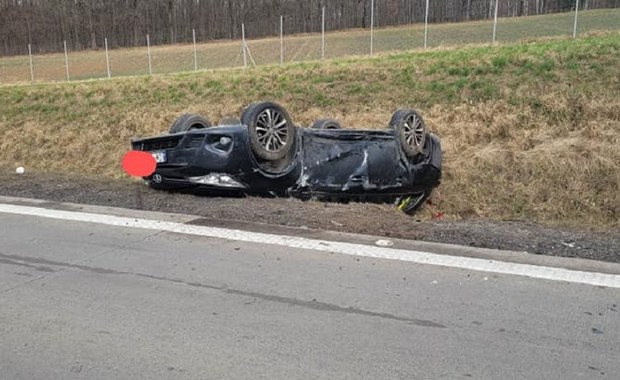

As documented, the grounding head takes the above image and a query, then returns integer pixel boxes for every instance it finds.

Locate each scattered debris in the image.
[375,239,394,247]
[561,241,577,248]
[330,220,343,227]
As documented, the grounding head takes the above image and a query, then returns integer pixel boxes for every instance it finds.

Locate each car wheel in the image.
[169,114,212,134]
[311,118,342,130]
[396,189,431,216]
[241,101,295,161]
[389,109,427,157]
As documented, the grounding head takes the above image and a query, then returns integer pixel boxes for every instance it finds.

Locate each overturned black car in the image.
[131,101,442,215]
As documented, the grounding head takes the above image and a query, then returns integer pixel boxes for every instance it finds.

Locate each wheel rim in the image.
[255,108,289,152]
[403,114,425,150]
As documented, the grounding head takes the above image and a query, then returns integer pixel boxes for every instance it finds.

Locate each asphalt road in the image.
[1,208,619,379]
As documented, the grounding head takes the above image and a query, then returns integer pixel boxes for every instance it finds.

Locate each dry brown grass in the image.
[429,98,620,225]
[0,32,619,228]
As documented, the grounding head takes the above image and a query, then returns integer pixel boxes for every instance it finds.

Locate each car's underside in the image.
[131,102,442,215]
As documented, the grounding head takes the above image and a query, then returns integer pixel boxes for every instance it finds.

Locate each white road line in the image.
[1,203,619,289]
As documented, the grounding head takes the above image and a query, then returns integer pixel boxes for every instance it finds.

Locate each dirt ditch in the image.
[1,170,618,264]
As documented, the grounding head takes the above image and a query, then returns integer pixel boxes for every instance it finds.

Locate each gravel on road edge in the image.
[1,171,618,263]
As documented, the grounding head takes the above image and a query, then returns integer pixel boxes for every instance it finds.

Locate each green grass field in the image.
[0,9,618,84]
[0,31,618,227]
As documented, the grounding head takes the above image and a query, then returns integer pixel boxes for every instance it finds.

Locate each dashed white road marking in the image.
[1,203,619,289]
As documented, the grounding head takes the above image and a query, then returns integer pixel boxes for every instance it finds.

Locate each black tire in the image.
[240,102,260,125]
[169,114,212,134]
[241,101,295,161]
[389,109,427,158]
[311,118,342,130]
[396,189,432,216]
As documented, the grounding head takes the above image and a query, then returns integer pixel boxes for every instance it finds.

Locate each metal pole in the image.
[242,23,247,69]
[146,34,152,75]
[28,43,34,82]
[424,0,429,49]
[321,6,326,59]
[63,40,70,81]
[370,0,374,55]
[193,28,198,71]
[573,0,579,38]
[493,0,499,45]
[280,15,284,64]
[105,38,111,79]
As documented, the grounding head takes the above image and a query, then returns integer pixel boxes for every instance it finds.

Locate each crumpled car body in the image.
[131,123,442,203]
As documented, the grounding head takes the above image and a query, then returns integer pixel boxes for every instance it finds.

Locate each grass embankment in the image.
[0,32,618,227]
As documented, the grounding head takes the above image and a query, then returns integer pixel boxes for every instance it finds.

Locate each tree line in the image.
[0,0,617,56]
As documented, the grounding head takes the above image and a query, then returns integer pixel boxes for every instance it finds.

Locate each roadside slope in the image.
[0,32,618,227]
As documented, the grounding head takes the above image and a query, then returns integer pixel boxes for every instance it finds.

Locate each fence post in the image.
[242,23,247,69]
[63,40,70,81]
[193,28,198,71]
[573,0,580,38]
[146,34,152,75]
[280,15,284,64]
[370,0,374,55]
[28,44,35,82]
[321,6,326,59]
[105,38,111,78]
[424,0,429,49]
[492,0,499,45]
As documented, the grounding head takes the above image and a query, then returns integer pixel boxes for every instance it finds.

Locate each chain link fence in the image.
[0,5,618,85]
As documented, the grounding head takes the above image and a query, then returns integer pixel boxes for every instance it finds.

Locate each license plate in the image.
[151,151,167,164]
